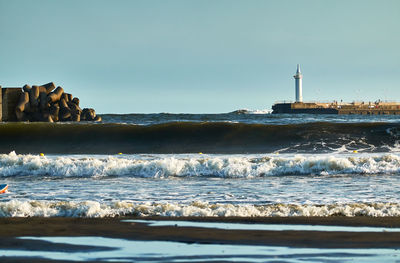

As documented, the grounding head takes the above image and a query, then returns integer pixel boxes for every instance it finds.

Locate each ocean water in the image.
[1,112,400,217]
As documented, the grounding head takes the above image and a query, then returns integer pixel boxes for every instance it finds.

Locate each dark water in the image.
[0,113,399,154]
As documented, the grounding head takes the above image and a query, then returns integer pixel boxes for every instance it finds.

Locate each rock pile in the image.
[15,82,101,122]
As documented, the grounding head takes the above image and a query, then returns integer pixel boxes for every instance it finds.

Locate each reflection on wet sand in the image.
[125,219,400,232]
[1,217,400,262]
[0,236,397,263]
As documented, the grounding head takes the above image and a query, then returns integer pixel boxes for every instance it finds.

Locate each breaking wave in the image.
[2,152,400,178]
[0,121,399,154]
[0,200,399,217]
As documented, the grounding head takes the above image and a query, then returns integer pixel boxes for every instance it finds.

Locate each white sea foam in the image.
[232,108,272,114]
[247,109,272,114]
[0,200,399,217]
[2,151,400,178]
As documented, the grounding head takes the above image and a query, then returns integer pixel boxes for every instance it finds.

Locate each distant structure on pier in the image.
[272,65,400,115]
[294,64,302,103]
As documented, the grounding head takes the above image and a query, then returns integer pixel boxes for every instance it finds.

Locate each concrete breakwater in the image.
[272,101,400,115]
[0,82,101,122]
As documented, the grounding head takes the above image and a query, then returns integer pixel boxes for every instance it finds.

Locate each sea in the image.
[2,110,400,261]
[1,110,400,217]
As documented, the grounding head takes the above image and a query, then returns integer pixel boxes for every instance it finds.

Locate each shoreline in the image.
[1,217,400,249]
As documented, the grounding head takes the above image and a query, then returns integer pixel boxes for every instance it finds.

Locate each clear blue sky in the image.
[1,0,399,113]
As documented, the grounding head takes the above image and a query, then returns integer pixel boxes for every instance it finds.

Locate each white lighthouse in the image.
[293,64,303,102]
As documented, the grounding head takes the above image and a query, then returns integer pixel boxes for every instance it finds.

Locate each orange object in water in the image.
[0,184,8,194]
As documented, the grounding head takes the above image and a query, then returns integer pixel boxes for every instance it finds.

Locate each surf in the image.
[1,200,399,217]
[2,152,400,178]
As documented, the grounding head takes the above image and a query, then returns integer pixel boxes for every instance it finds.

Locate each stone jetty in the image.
[0,82,101,122]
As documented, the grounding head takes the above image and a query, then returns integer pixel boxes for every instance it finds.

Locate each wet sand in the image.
[1,216,400,250]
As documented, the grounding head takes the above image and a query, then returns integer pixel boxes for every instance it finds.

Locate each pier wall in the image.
[272,102,400,115]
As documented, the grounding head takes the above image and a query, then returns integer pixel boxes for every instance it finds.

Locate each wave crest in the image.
[2,152,400,178]
[1,200,399,217]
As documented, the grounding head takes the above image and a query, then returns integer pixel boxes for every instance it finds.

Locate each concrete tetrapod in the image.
[47,86,64,103]
[13,82,100,122]
[15,92,30,121]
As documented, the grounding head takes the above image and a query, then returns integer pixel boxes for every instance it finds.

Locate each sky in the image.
[0,0,399,113]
